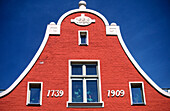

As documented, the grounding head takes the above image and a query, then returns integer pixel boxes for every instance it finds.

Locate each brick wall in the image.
[0,12,169,111]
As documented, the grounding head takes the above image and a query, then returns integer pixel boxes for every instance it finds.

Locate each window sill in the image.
[79,43,88,46]
[132,103,146,106]
[67,102,104,108]
[27,103,41,106]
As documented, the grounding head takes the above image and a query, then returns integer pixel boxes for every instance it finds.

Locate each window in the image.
[129,82,146,105]
[78,30,88,45]
[26,82,43,106]
[67,60,104,108]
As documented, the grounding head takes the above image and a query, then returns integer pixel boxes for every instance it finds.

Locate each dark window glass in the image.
[131,84,144,104]
[86,65,97,75]
[86,80,98,102]
[72,65,82,75]
[30,87,40,104]
[81,35,86,44]
[72,80,83,102]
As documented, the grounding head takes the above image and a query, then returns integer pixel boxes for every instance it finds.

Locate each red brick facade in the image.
[0,2,170,111]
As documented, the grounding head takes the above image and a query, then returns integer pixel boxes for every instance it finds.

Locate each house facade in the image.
[0,1,170,110]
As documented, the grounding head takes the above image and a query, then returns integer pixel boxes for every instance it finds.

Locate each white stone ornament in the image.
[49,27,58,33]
[71,14,95,26]
[79,1,86,9]
[48,22,60,35]
[105,23,118,35]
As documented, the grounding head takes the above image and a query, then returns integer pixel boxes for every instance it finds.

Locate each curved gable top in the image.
[48,1,115,36]
[57,9,109,26]
[55,8,110,35]
[57,1,109,26]
[0,1,170,98]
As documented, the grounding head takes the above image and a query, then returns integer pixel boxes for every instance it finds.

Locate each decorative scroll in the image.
[71,14,95,26]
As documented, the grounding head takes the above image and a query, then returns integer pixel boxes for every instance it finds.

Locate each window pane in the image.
[72,80,83,102]
[30,87,40,104]
[72,65,82,75]
[132,87,143,104]
[86,80,98,102]
[86,65,97,75]
[81,35,86,44]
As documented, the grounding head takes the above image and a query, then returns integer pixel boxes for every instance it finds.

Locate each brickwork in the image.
[0,12,169,111]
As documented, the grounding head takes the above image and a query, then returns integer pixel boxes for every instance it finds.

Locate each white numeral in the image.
[108,90,125,97]
[51,90,55,97]
[120,90,125,97]
[54,90,59,97]
[47,90,64,97]
[47,90,51,97]
[108,90,110,97]
[111,90,115,97]
[60,90,64,97]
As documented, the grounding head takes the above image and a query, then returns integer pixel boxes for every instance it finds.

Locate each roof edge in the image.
[0,3,111,98]
[46,3,115,36]
[1,2,169,98]
[57,8,109,26]
[115,26,170,97]
[0,25,50,98]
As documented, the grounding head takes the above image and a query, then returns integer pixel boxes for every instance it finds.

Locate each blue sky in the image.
[0,0,170,89]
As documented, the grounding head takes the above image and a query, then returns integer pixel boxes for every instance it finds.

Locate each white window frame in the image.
[129,82,146,105]
[67,60,104,108]
[26,82,43,106]
[78,30,89,46]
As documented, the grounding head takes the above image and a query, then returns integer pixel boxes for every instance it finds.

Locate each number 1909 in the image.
[108,90,125,97]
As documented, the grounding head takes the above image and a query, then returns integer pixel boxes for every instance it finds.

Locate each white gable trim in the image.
[0,25,50,97]
[53,8,110,35]
[57,8,109,26]
[0,4,169,98]
[114,26,170,97]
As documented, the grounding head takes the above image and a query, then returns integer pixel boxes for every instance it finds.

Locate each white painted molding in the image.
[47,1,111,35]
[0,24,50,98]
[115,26,170,97]
[56,8,109,35]
[0,1,169,99]
[57,9,109,26]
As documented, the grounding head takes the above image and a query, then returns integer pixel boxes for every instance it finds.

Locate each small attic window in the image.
[78,30,88,46]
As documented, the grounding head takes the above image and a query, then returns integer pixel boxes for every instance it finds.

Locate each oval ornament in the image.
[71,14,95,26]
